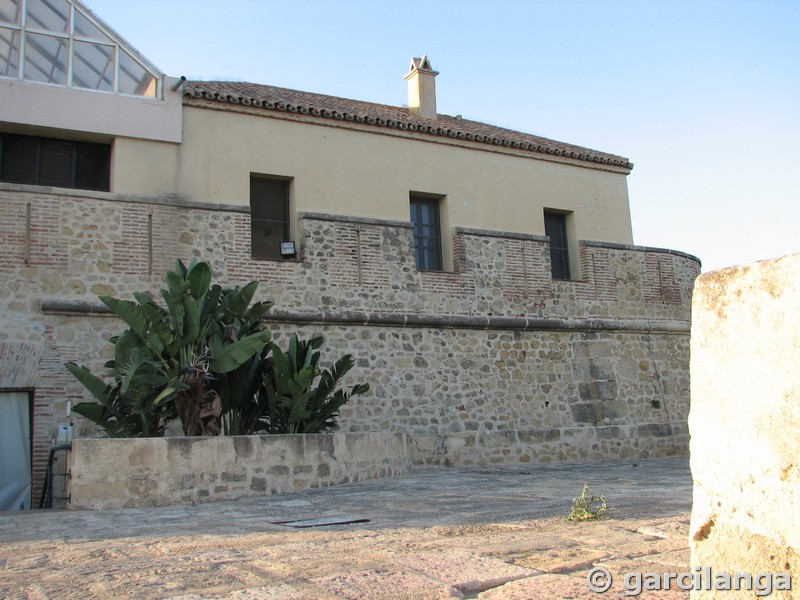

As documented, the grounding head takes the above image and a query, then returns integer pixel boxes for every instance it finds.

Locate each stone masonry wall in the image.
[0,185,700,501]
[689,254,799,598]
[70,432,411,510]
[268,324,691,466]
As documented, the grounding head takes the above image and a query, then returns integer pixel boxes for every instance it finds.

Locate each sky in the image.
[86,0,800,273]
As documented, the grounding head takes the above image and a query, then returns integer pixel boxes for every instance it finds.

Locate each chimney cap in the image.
[406,55,439,79]
[405,54,438,119]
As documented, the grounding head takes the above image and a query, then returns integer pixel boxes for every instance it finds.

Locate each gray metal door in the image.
[0,391,32,510]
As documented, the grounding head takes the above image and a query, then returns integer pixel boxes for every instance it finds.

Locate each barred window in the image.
[410,195,443,271]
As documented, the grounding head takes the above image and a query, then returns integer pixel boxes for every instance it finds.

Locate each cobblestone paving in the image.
[0,458,692,599]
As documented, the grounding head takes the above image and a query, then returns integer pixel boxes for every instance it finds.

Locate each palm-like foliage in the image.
[68,260,272,437]
[261,334,370,434]
[213,283,277,436]
[67,260,370,437]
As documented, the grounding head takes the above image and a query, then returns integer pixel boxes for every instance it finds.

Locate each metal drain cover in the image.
[271,515,370,528]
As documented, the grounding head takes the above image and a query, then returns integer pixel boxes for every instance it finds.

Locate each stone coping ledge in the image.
[261,309,691,334]
[40,301,690,334]
[300,211,414,229]
[40,300,114,316]
[69,432,411,510]
[0,182,248,214]
[454,226,549,242]
[582,240,701,264]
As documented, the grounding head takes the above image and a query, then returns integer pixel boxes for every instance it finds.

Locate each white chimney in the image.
[405,55,438,119]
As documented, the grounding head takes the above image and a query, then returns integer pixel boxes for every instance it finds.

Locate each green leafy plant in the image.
[68,259,272,437]
[208,278,275,436]
[67,259,370,438]
[261,334,370,434]
[563,483,608,521]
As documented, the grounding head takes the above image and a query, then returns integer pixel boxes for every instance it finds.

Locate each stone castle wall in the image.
[0,184,700,498]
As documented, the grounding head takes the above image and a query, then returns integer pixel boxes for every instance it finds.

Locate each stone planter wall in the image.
[69,432,411,510]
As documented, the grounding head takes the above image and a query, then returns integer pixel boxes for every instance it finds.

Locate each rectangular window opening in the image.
[0,132,110,191]
[544,209,571,280]
[410,194,443,271]
[250,175,291,261]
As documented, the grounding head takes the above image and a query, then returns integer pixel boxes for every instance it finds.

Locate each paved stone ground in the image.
[0,457,692,599]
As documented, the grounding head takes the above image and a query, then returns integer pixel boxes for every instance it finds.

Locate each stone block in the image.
[578,380,618,401]
[570,401,625,424]
[595,426,624,440]
[232,436,255,459]
[637,423,672,438]
[690,253,800,595]
[517,428,561,443]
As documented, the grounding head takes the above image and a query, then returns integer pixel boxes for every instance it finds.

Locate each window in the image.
[410,195,443,271]
[0,391,33,510]
[250,176,290,260]
[0,0,160,97]
[544,210,570,280]
[0,132,110,191]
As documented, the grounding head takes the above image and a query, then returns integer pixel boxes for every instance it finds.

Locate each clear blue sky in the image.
[88,0,799,272]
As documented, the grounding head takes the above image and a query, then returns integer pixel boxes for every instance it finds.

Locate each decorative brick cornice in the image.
[183,81,633,174]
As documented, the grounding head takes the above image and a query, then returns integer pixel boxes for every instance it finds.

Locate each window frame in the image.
[0,131,111,191]
[544,209,571,280]
[250,174,292,261]
[410,194,444,272]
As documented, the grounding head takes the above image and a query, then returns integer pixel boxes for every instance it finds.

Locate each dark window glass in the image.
[544,210,570,280]
[38,138,73,187]
[250,176,290,260]
[0,134,37,183]
[0,132,110,191]
[75,142,110,191]
[410,195,443,271]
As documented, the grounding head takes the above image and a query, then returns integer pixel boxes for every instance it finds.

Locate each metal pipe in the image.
[171,75,187,91]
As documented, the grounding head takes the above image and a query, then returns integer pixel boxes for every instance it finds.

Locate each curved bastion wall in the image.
[0,186,700,498]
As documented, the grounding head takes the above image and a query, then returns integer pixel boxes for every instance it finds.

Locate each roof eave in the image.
[182,86,633,173]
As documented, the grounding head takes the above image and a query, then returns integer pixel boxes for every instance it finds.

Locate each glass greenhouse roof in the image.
[0,0,162,98]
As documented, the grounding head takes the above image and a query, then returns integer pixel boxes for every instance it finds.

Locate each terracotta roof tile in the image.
[183,80,632,171]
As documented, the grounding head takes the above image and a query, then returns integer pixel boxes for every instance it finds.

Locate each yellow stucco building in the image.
[0,0,698,509]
